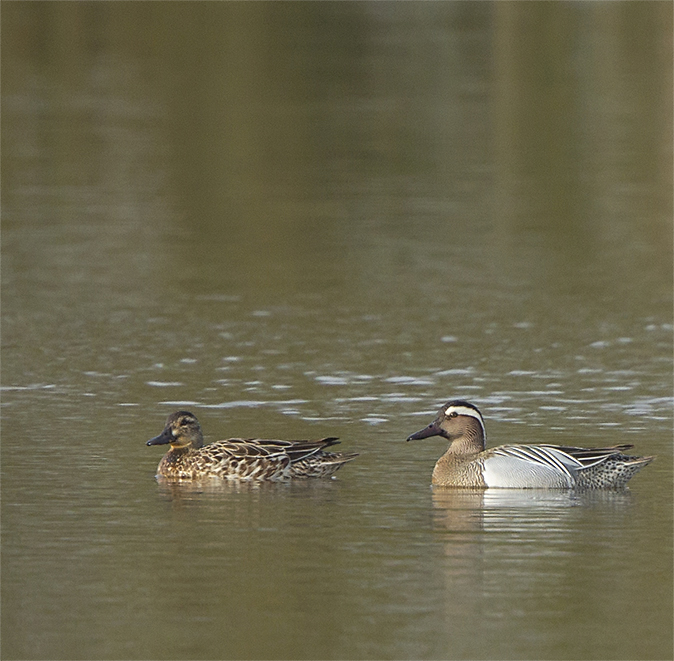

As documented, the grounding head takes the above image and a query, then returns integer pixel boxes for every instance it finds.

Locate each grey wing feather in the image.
[492,445,583,479]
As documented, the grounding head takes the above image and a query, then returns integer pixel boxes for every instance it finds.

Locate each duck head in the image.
[147,410,204,450]
[406,400,486,449]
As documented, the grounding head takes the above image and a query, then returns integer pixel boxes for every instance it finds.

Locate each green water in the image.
[2,3,672,659]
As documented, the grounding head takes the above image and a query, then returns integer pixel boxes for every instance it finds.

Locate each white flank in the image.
[483,449,576,488]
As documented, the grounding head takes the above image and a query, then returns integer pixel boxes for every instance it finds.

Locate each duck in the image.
[147,410,358,481]
[406,399,653,488]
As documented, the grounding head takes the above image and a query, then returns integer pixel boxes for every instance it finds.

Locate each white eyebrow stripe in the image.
[444,405,486,438]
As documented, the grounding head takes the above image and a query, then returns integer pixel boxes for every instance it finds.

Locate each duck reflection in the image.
[153,474,343,525]
[431,487,634,532]
[431,488,487,532]
[430,486,635,643]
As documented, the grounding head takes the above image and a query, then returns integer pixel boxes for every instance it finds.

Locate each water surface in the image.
[2,3,672,659]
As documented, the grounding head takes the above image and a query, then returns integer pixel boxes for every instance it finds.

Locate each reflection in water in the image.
[431,488,487,532]
[430,486,640,657]
[432,486,634,532]
[155,474,339,498]
[154,474,345,517]
[155,475,275,502]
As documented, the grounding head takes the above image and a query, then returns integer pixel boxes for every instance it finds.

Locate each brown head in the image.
[146,411,204,450]
[406,400,487,452]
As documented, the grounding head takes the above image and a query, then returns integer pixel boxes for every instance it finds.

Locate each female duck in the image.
[147,411,357,480]
[407,400,653,488]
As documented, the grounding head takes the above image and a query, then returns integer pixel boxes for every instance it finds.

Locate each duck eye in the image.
[449,412,458,418]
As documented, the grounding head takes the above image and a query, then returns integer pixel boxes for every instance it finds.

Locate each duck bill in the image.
[407,420,443,441]
[146,428,173,446]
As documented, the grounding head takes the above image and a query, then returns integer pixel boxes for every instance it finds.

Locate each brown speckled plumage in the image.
[147,411,357,481]
[407,400,653,489]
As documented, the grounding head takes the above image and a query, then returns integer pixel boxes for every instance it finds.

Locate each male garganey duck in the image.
[147,411,358,480]
[407,400,653,488]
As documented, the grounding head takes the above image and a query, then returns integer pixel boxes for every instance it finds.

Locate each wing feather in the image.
[492,445,581,479]
[491,443,632,476]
